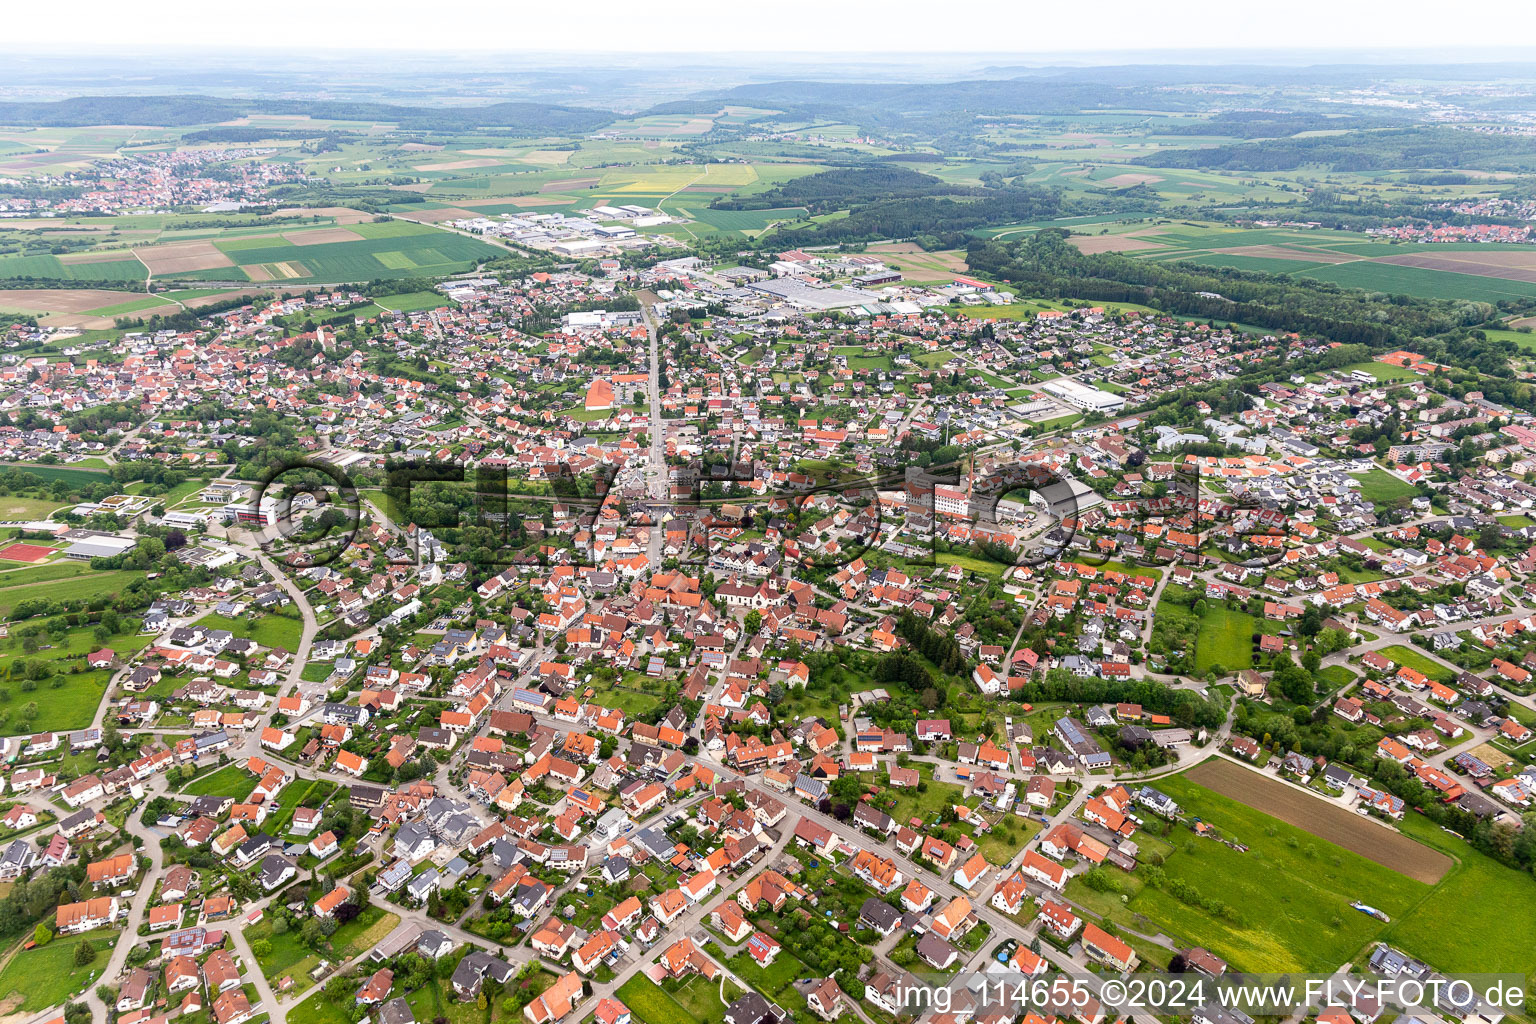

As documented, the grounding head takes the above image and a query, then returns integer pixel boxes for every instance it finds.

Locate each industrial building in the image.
[1041,378,1126,414]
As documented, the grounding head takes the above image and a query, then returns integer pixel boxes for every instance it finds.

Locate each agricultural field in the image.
[1067,220,1536,301]
[0,216,501,289]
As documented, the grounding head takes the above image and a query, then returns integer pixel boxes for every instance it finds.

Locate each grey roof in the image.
[859,896,901,931]
[378,997,415,1024]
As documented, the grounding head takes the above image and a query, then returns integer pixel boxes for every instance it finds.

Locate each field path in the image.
[124,250,185,312]
[657,170,708,239]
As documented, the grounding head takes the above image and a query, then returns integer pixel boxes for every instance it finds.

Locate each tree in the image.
[74,939,96,966]
[1274,660,1315,705]
[32,923,51,946]
[300,918,325,948]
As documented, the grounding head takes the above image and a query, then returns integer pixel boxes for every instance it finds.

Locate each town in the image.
[0,40,1535,1024]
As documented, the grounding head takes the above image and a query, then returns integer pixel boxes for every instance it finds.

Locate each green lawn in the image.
[1349,469,1418,504]
[0,667,116,734]
[1064,771,1430,973]
[666,975,736,1024]
[1195,605,1256,676]
[1315,665,1357,692]
[0,928,118,1011]
[181,762,259,800]
[197,610,304,651]
[616,975,702,1024]
[1376,644,1455,684]
[0,494,70,519]
[330,905,399,960]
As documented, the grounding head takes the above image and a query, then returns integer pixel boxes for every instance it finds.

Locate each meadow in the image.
[1376,644,1455,684]
[1383,810,1536,978]
[0,927,118,1011]
[1067,768,1432,973]
[1350,468,1419,503]
[1194,604,1258,676]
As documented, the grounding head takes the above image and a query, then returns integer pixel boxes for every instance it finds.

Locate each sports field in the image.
[0,542,58,563]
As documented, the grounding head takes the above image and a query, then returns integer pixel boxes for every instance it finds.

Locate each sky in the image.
[8,0,1536,56]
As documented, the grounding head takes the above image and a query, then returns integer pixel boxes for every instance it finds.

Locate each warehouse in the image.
[1042,378,1125,414]
[1030,477,1102,520]
[65,535,138,561]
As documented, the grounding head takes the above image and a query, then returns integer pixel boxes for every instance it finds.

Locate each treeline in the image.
[1017,669,1227,729]
[181,127,362,143]
[0,96,617,135]
[1158,110,1404,139]
[712,166,956,213]
[965,231,1513,348]
[1132,127,1536,173]
[265,185,426,214]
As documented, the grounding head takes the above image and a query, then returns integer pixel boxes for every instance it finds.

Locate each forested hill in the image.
[770,186,1068,250]
[0,96,616,134]
[1131,126,1536,172]
[711,166,957,213]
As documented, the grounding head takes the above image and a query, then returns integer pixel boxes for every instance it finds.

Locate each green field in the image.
[1337,361,1422,382]
[0,560,96,586]
[616,976,702,1024]
[0,570,140,618]
[1350,469,1419,503]
[372,290,453,312]
[0,464,113,487]
[181,762,259,800]
[0,494,69,519]
[196,609,304,652]
[0,221,500,288]
[1297,261,1536,303]
[1383,812,1536,979]
[1066,772,1429,973]
[1376,644,1455,684]
[1195,605,1256,676]
[0,252,143,282]
[0,928,118,1011]
[83,294,176,316]
[211,223,499,283]
[685,205,808,233]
